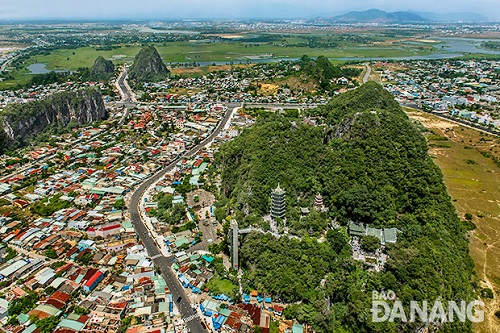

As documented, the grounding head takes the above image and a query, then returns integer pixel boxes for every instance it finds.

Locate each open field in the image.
[0,68,32,89]
[25,42,435,67]
[406,109,500,333]
[37,42,436,64]
[205,276,238,297]
[0,38,437,88]
[457,53,500,61]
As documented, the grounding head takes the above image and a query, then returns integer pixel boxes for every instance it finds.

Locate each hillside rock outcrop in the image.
[129,44,169,82]
[0,88,106,151]
[90,56,115,81]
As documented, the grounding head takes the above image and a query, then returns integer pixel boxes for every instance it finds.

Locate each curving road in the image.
[116,69,137,125]
[243,102,320,109]
[129,103,238,333]
[116,69,134,104]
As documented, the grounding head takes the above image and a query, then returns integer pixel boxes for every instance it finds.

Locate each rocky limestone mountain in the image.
[90,56,115,81]
[129,44,169,82]
[0,88,106,152]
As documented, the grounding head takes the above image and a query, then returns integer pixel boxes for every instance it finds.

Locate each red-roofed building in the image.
[50,291,71,303]
[45,298,65,309]
[272,304,284,315]
[54,329,77,333]
[87,223,122,238]
[13,199,29,209]
[83,270,104,293]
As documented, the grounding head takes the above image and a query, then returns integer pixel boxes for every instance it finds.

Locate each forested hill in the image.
[129,44,169,82]
[212,82,475,332]
[89,56,115,81]
[300,55,361,90]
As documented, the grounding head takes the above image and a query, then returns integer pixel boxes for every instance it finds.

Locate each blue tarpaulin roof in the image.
[202,255,214,263]
[213,315,226,329]
[212,294,231,301]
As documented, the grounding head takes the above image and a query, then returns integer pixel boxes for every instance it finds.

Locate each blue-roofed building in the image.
[212,315,226,330]
[78,239,95,250]
[202,255,214,263]
[292,323,304,333]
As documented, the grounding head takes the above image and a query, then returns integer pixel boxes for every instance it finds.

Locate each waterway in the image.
[170,37,500,66]
[27,63,70,74]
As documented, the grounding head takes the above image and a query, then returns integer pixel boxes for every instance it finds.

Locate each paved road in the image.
[243,102,320,109]
[0,53,21,73]
[116,69,134,104]
[363,62,371,84]
[129,103,237,333]
[115,69,137,125]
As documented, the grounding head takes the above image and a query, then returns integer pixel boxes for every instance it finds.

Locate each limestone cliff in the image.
[0,88,106,152]
[129,44,169,82]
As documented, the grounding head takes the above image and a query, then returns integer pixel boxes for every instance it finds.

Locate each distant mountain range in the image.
[331,9,426,23]
[415,11,489,22]
[326,9,489,23]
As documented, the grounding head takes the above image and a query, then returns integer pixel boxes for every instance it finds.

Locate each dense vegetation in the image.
[8,292,40,317]
[213,82,475,332]
[89,56,115,81]
[149,193,187,225]
[129,44,170,82]
[300,55,361,90]
[30,194,72,217]
[30,315,59,333]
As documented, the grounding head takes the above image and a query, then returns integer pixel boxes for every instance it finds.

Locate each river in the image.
[27,63,70,74]
[169,37,500,66]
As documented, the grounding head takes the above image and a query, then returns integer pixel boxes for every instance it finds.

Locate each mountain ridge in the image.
[330,9,428,23]
[415,11,489,22]
[324,8,488,23]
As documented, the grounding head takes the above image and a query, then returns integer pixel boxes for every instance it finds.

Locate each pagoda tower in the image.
[270,184,286,220]
[314,194,324,207]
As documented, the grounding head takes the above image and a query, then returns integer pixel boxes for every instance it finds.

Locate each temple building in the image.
[270,184,286,220]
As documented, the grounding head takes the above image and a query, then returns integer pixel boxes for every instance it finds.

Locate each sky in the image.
[0,0,498,21]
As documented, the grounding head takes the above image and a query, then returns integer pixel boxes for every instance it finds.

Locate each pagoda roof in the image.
[272,183,285,195]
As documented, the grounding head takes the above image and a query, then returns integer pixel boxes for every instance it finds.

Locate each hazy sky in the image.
[0,0,498,20]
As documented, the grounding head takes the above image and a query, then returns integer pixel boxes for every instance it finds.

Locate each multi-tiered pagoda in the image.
[314,194,324,207]
[270,184,286,220]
